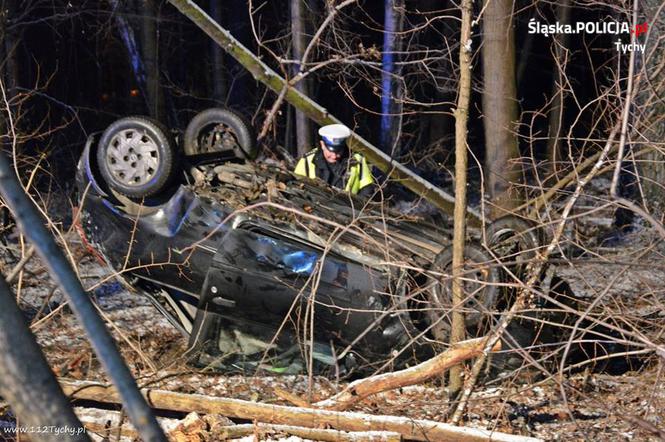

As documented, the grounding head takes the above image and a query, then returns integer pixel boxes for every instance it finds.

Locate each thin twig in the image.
[5,245,35,284]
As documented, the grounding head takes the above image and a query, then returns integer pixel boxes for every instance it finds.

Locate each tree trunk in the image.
[482,0,521,217]
[449,0,474,399]
[0,0,20,142]
[2,0,19,103]
[638,0,665,215]
[380,0,404,155]
[422,0,453,157]
[546,0,571,178]
[291,0,311,156]
[226,0,252,109]
[0,2,7,137]
[110,0,148,115]
[209,0,227,104]
[140,0,166,122]
[0,277,87,442]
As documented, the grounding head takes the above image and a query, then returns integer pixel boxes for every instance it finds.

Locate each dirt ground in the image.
[1,199,664,441]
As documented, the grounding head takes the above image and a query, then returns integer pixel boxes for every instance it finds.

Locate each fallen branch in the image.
[216,423,402,442]
[60,379,540,442]
[273,386,311,408]
[83,414,402,442]
[622,415,665,441]
[521,150,604,216]
[315,337,501,411]
[5,245,34,284]
[520,146,651,218]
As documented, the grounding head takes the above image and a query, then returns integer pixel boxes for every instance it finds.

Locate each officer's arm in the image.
[356,156,376,199]
[294,157,308,176]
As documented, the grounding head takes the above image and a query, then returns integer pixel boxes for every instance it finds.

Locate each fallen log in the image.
[315,337,501,411]
[216,424,401,442]
[60,379,540,442]
[81,409,400,442]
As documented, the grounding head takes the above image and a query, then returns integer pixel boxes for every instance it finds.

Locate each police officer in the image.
[294,124,374,197]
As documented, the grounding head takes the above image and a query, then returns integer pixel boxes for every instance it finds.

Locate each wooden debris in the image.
[5,245,35,284]
[273,386,311,408]
[215,423,402,441]
[74,407,180,440]
[60,379,540,442]
[78,408,236,442]
[315,337,501,411]
[169,412,208,442]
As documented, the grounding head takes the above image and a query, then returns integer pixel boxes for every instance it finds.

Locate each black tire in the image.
[97,116,177,198]
[484,215,541,280]
[426,243,501,342]
[183,108,257,160]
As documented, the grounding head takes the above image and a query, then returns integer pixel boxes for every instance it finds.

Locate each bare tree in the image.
[546,0,572,177]
[291,0,312,156]
[140,0,166,122]
[1,0,19,104]
[380,0,404,155]
[209,1,227,104]
[482,0,521,216]
[448,0,474,400]
[637,0,665,214]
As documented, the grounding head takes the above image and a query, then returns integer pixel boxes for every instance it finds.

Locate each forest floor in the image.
[0,186,664,441]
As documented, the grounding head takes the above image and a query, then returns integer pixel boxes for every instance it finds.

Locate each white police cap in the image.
[318,124,351,148]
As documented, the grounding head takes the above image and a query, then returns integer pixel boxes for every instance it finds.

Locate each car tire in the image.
[484,215,542,280]
[97,116,176,198]
[427,243,501,342]
[183,108,257,160]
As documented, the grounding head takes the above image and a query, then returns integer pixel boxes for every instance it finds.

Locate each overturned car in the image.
[76,109,543,375]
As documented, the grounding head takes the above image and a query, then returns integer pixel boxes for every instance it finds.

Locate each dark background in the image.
[2,0,626,190]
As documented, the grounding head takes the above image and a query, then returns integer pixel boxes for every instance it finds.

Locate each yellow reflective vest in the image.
[294,149,374,195]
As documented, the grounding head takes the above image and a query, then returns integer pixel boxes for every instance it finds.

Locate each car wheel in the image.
[184,108,257,160]
[426,243,501,342]
[484,215,542,280]
[97,116,176,198]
